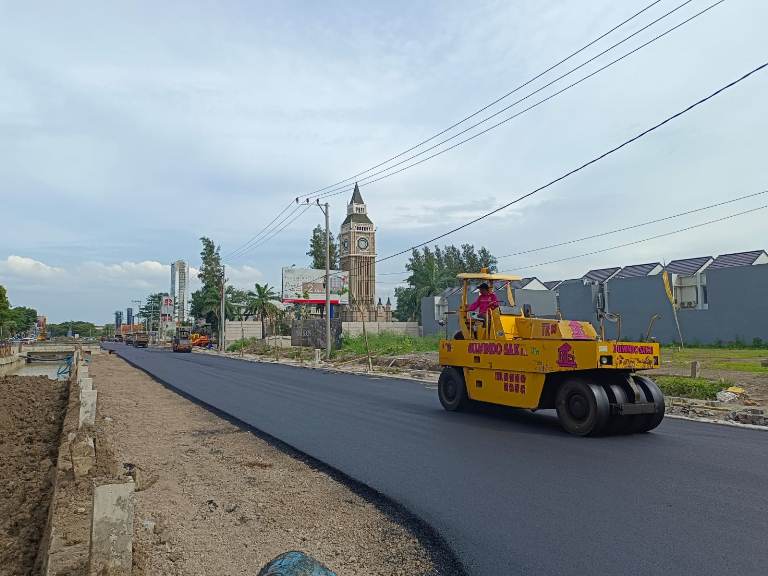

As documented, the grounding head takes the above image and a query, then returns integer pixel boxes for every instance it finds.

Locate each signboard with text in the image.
[281,267,349,304]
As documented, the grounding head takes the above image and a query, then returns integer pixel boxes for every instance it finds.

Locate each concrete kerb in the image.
[37,347,135,575]
[78,389,97,428]
[89,481,135,576]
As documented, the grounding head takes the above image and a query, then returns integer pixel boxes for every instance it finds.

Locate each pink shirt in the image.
[467,292,499,315]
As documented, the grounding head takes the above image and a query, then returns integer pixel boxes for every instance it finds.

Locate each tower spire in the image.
[350,182,364,205]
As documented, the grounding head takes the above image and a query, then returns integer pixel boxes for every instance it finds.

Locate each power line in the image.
[374,189,768,276]
[374,60,768,265]
[227,202,313,261]
[297,0,665,201]
[502,203,768,273]
[313,0,708,201]
[223,200,295,260]
[377,202,768,293]
[496,189,768,259]
[224,1,676,255]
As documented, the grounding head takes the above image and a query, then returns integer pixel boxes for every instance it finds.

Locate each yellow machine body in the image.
[439,323,659,409]
[437,271,664,435]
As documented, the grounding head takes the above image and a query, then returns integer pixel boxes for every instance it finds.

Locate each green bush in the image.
[654,375,727,400]
[227,337,261,352]
[337,333,441,356]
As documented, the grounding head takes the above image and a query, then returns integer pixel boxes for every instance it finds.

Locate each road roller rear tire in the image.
[603,383,632,435]
[438,367,469,412]
[555,378,611,436]
[632,374,665,432]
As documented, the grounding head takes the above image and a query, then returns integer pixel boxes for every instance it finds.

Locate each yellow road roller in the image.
[438,271,665,436]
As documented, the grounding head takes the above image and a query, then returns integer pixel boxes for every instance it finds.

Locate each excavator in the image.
[438,270,665,436]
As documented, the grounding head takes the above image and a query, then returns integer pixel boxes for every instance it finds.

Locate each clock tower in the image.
[339,183,376,321]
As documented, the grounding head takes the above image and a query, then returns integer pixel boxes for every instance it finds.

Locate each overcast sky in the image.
[1,0,766,323]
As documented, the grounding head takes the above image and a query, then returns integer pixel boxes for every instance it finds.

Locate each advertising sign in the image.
[160,295,174,320]
[282,267,349,304]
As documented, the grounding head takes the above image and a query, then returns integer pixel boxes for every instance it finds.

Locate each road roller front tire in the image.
[555,378,611,436]
[438,367,469,412]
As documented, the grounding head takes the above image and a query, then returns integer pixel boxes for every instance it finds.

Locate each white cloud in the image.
[0,255,65,279]
[225,265,263,290]
[79,260,168,282]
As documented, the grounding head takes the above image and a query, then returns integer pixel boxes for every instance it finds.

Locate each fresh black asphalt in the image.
[105,344,768,575]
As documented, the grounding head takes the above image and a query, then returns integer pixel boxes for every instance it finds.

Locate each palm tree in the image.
[199,285,223,336]
[246,283,280,339]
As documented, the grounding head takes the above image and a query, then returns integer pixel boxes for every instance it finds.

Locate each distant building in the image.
[170,260,188,323]
[550,249,768,344]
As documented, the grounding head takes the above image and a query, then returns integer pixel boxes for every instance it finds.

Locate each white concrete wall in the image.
[342,322,421,337]
[224,320,263,346]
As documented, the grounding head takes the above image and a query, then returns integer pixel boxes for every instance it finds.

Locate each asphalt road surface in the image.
[105,344,768,575]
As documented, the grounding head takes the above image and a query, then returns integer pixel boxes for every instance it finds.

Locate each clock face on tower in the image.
[357,237,369,251]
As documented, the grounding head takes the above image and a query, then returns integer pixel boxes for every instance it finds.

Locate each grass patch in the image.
[709,361,768,374]
[337,333,441,357]
[662,347,768,361]
[226,337,269,353]
[654,375,727,400]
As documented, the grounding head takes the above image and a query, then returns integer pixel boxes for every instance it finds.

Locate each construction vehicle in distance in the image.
[438,270,665,436]
[190,332,210,348]
[134,332,149,348]
[124,333,134,346]
[172,327,192,353]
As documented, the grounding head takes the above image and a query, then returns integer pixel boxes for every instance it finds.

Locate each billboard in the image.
[282,267,349,304]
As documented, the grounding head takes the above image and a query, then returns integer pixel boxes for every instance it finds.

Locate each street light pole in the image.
[317,200,331,360]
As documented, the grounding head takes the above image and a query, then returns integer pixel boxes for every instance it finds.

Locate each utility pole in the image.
[220,265,226,351]
[317,200,331,360]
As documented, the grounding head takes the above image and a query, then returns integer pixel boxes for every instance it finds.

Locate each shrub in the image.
[654,375,727,400]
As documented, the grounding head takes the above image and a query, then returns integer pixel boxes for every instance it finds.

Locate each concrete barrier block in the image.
[70,436,95,478]
[79,365,89,377]
[89,482,135,576]
[79,377,93,391]
[79,390,97,428]
[690,361,701,378]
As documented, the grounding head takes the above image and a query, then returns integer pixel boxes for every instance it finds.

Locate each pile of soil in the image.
[0,375,67,576]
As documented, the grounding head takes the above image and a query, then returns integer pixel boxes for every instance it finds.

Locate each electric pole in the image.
[317,200,331,360]
[220,265,226,351]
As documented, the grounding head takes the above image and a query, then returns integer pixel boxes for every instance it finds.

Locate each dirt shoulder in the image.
[0,375,67,576]
[91,352,451,575]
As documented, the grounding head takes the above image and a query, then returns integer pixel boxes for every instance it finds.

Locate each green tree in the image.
[191,237,226,336]
[10,306,38,333]
[225,286,248,320]
[393,244,497,321]
[47,321,98,338]
[0,285,11,337]
[307,225,339,270]
[198,237,224,288]
[139,293,165,331]
[246,283,280,339]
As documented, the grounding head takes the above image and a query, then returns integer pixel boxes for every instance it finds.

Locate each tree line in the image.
[0,285,38,338]
[393,244,497,321]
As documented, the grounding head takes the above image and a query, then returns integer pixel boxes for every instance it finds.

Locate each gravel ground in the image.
[91,352,441,576]
[0,375,67,576]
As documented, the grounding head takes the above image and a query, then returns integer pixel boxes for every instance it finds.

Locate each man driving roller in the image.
[466,282,499,323]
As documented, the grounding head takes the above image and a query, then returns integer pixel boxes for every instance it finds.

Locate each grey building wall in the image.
[554,265,768,345]
[421,289,558,337]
